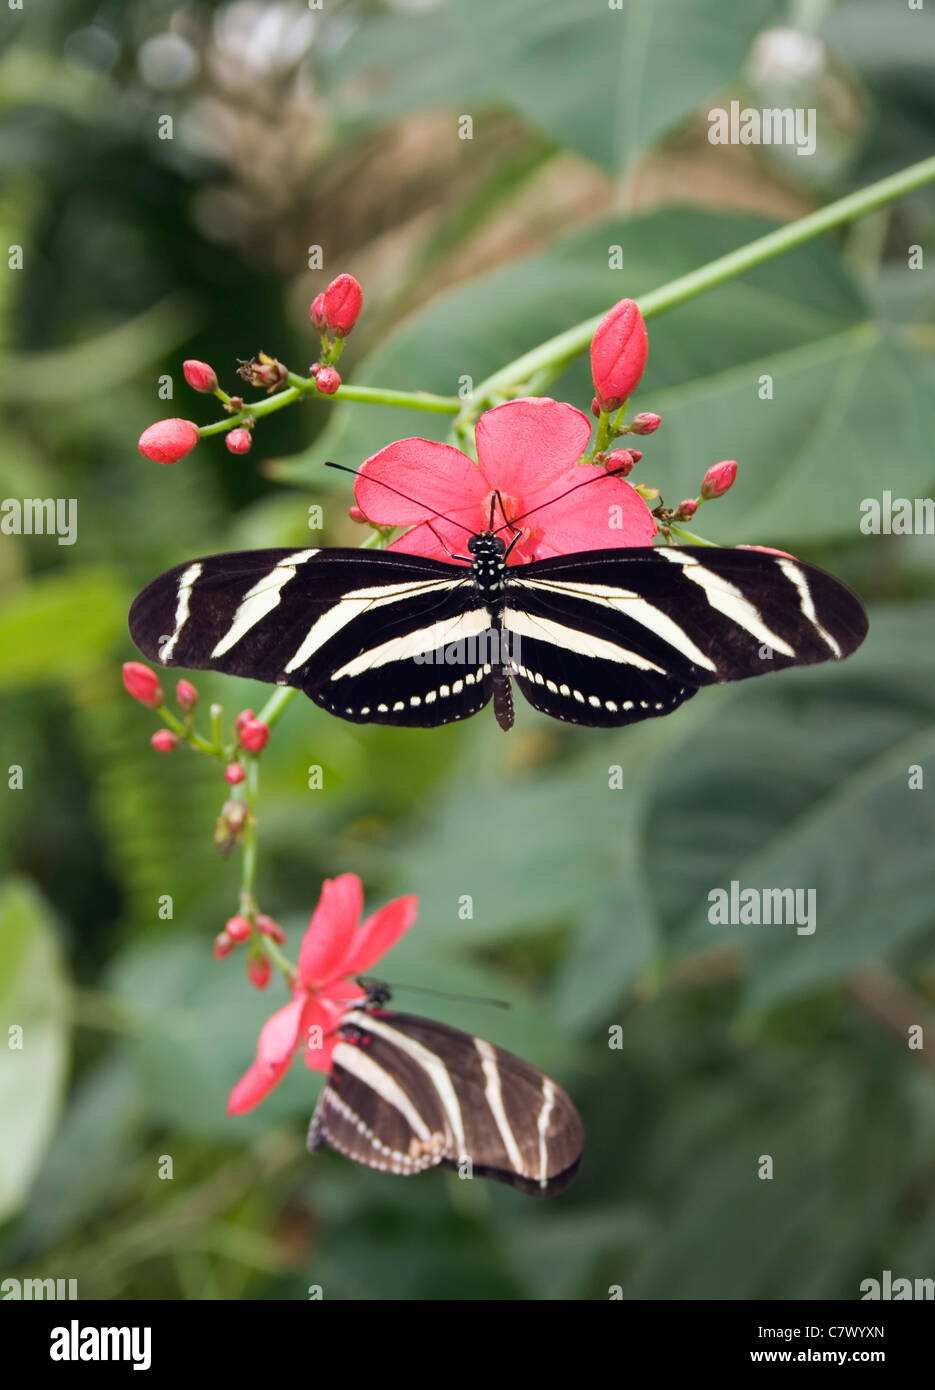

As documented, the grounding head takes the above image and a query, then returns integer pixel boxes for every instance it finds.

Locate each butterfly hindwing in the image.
[308,1009,584,1195]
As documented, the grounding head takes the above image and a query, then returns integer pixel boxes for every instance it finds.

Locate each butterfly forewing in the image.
[308,1009,584,1195]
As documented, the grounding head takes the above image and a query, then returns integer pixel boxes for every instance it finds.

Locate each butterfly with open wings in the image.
[129,458,868,731]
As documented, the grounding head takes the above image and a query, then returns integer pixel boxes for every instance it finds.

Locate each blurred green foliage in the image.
[1,0,935,1301]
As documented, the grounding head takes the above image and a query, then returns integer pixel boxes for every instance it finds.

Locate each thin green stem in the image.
[463,154,935,415]
[256,685,299,729]
[238,758,259,918]
[667,522,718,547]
[199,378,459,437]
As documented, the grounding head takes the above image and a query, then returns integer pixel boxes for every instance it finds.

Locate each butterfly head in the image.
[467,532,506,559]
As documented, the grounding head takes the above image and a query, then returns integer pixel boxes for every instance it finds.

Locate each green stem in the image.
[199,379,459,437]
[238,758,259,918]
[667,522,718,547]
[464,154,935,414]
[256,685,299,729]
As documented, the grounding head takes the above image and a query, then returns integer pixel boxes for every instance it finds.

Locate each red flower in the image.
[138,418,200,465]
[354,397,655,564]
[227,875,417,1114]
[590,299,648,413]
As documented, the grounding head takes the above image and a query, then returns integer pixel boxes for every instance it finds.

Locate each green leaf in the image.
[652,606,935,1006]
[328,0,785,174]
[0,878,70,1220]
[0,568,128,690]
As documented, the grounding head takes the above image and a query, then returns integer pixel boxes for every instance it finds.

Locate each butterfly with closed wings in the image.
[308,981,584,1195]
[128,464,868,731]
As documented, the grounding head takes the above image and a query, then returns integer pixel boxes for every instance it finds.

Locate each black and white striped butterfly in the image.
[128,481,868,731]
[308,983,584,1195]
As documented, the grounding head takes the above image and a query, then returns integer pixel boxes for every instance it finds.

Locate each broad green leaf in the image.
[0,569,128,689]
[328,0,785,174]
[0,878,70,1220]
[652,606,935,1005]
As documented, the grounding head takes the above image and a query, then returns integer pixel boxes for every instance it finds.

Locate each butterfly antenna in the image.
[356,975,511,1010]
[493,463,632,534]
[324,460,477,537]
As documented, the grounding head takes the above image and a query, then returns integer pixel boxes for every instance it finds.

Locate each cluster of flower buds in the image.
[214,912,286,989]
[236,708,270,752]
[137,273,363,466]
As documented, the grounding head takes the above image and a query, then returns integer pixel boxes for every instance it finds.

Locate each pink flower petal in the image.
[355,439,487,525]
[339,894,419,978]
[386,519,478,566]
[297,874,363,987]
[515,466,656,560]
[302,995,359,1073]
[226,995,307,1114]
[475,399,592,496]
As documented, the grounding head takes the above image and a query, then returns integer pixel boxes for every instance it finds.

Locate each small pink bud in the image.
[226,428,253,455]
[225,915,251,943]
[256,914,287,945]
[239,718,270,753]
[322,273,363,337]
[225,762,246,785]
[309,293,327,331]
[138,418,200,465]
[591,396,602,418]
[603,449,637,478]
[123,662,163,708]
[213,931,234,960]
[151,729,178,753]
[675,498,698,520]
[315,366,341,395]
[235,709,255,738]
[247,954,272,990]
[701,460,738,500]
[183,360,219,394]
[176,679,198,711]
[348,505,367,524]
[590,299,648,413]
[629,412,661,436]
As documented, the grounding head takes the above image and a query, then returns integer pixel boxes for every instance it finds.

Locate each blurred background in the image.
[2,0,935,1301]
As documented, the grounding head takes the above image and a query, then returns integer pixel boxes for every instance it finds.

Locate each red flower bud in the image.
[590,299,648,413]
[701,460,737,500]
[225,762,246,785]
[629,412,661,436]
[225,915,251,943]
[315,366,341,395]
[235,709,255,739]
[309,293,327,331]
[675,498,698,520]
[226,428,253,455]
[176,679,198,711]
[239,718,270,753]
[213,931,234,960]
[603,449,637,478]
[123,662,163,708]
[151,729,178,753]
[183,360,219,394]
[348,505,367,524]
[247,953,272,990]
[256,914,287,945]
[322,273,363,338]
[591,396,602,418]
[138,418,200,465]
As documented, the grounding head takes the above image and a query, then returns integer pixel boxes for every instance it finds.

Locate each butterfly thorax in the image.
[467,532,507,598]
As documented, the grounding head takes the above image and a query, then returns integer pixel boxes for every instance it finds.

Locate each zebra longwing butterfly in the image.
[128,526,868,731]
[308,984,584,1195]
